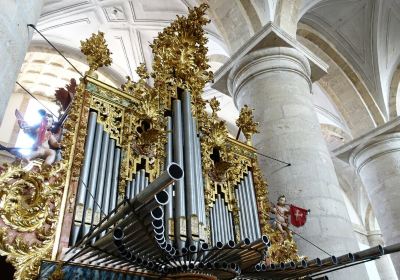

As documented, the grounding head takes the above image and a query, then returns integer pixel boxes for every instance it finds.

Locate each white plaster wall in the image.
[0,0,44,122]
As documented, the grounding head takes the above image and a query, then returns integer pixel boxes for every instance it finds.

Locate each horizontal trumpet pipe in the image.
[354,245,384,260]
[77,163,182,244]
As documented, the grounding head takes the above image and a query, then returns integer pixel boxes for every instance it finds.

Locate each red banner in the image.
[290,205,308,227]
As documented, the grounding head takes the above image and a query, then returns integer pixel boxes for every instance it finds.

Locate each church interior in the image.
[0,1,400,279]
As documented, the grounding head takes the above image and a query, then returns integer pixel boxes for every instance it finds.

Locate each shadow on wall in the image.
[0,255,15,280]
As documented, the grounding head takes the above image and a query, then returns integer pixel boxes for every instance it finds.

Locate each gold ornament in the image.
[150,3,213,106]
[80,31,113,73]
[236,105,259,145]
[0,160,66,280]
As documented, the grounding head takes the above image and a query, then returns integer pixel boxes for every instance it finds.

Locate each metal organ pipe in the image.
[235,188,245,240]
[102,139,115,216]
[243,176,256,241]
[239,181,250,239]
[74,164,181,250]
[71,111,97,246]
[221,197,228,243]
[139,169,146,192]
[182,90,198,242]
[172,99,186,246]
[81,122,104,236]
[129,179,136,199]
[210,208,216,245]
[165,117,174,240]
[193,118,205,235]
[133,171,140,197]
[228,211,234,241]
[247,171,261,237]
[109,148,121,214]
[216,195,223,242]
[91,131,109,228]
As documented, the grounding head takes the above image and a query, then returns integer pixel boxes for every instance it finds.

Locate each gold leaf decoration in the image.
[236,104,259,145]
[0,161,66,280]
[80,31,113,72]
[150,3,213,103]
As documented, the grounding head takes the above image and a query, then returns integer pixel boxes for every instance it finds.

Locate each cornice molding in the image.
[212,22,328,96]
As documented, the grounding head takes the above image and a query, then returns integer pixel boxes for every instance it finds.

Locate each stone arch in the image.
[206,0,260,53]
[388,64,400,120]
[29,40,126,85]
[297,25,382,137]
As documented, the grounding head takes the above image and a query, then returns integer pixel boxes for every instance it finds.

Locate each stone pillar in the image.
[228,47,368,279]
[367,231,398,280]
[0,0,44,123]
[350,132,400,277]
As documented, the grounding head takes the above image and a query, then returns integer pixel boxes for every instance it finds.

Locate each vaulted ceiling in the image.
[38,0,228,83]
[35,0,400,137]
[301,0,400,121]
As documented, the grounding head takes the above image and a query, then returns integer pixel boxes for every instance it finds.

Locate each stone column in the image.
[350,132,400,277]
[367,231,398,280]
[0,0,44,123]
[228,47,368,279]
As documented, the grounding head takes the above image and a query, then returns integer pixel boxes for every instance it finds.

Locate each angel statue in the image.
[271,195,291,239]
[15,108,60,165]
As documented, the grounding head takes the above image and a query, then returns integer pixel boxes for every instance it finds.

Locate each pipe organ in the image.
[56,4,277,276]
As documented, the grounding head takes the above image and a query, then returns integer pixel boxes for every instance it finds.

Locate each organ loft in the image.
[0,2,399,280]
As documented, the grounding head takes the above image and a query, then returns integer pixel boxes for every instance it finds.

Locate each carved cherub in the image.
[16,109,60,165]
[271,195,291,239]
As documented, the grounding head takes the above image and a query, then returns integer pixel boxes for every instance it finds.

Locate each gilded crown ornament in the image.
[80,31,113,74]
[150,3,213,103]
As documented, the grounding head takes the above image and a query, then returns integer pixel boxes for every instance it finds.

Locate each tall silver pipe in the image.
[71,111,97,245]
[139,169,146,192]
[239,182,249,239]
[134,171,140,197]
[102,139,115,216]
[81,123,104,236]
[228,211,234,241]
[235,188,244,240]
[210,208,216,245]
[165,116,173,240]
[129,179,135,199]
[182,90,197,242]
[216,196,223,242]
[244,175,257,240]
[194,119,206,233]
[243,176,256,241]
[144,177,149,189]
[213,199,218,243]
[221,198,228,243]
[172,99,186,246]
[91,132,110,227]
[247,171,261,237]
[109,148,121,212]
[192,118,201,225]
[214,204,220,244]
[125,181,131,199]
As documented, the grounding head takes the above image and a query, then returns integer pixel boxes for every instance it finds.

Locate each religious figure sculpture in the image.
[271,195,291,238]
[16,109,60,165]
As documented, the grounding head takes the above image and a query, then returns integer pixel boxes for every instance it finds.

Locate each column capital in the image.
[212,22,328,96]
[350,132,400,173]
[227,47,312,106]
[333,116,400,171]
